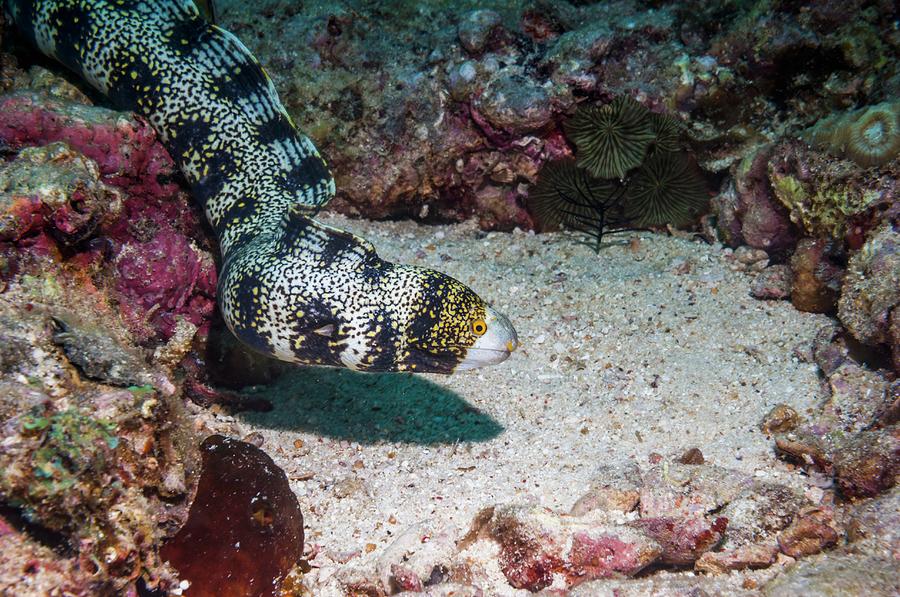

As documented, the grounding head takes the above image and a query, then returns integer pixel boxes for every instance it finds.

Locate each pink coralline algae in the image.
[0,89,216,344]
[115,229,216,341]
[0,143,123,246]
[630,516,728,565]
[0,91,179,200]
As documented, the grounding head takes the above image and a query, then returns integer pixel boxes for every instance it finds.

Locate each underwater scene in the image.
[0,0,897,594]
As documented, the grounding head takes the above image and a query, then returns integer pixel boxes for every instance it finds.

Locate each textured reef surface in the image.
[0,0,898,595]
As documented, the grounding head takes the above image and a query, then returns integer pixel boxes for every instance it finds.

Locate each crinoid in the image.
[624,150,709,227]
[564,96,657,179]
[527,158,635,251]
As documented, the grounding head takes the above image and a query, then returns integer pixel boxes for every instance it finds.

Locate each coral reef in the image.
[0,0,898,593]
[0,64,291,593]
[767,138,896,241]
[838,222,900,368]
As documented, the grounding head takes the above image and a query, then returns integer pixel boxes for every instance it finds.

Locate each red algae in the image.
[161,435,303,597]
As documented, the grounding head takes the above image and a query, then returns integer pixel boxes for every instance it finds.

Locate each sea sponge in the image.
[805,101,900,168]
[623,151,709,227]
[565,96,656,179]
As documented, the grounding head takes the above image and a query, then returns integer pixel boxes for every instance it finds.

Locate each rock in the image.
[376,524,456,594]
[677,447,706,465]
[639,462,751,518]
[629,516,728,565]
[838,223,900,370]
[0,511,97,595]
[472,74,554,136]
[831,428,899,499]
[733,145,797,253]
[0,384,197,593]
[570,572,765,596]
[811,324,849,376]
[776,511,840,558]
[570,462,642,516]
[775,425,898,501]
[730,245,769,272]
[718,482,808,550]
[789,237,844,313]
[695,543,779,574]
[846,485,900,554]
[0,142,122,245]
[114,228,217,342]
[460,505,661,592]
[760,404,801,436]
[457,10,503,55]
[0,91,179,200]
[49,315,163,390]
[750,264,792,300]
[540,24,611,90]
[710,181,745,247]
[763,551,900,596]
[821,361,892,432]
[768,139,896,241]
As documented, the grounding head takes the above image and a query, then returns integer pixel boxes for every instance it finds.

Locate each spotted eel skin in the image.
[7,0,518,373]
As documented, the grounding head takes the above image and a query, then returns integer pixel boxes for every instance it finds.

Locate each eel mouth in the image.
[454,306,519,371]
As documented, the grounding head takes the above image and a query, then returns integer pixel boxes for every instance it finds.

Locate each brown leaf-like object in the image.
[161,435,304,597]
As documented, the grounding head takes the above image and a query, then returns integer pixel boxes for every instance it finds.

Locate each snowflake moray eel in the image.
[7,0,518,373]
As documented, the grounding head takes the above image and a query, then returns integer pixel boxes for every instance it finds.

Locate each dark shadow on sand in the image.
[236,367,504,445]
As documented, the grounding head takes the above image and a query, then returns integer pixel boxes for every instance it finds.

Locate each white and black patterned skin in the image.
[7,0,518,373]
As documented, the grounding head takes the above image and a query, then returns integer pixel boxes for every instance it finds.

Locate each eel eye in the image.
[471,319,487,336]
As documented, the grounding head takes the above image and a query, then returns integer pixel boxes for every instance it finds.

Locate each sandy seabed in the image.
[202,214,831,594]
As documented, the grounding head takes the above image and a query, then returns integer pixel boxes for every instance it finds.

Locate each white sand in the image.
[203,215,830,594]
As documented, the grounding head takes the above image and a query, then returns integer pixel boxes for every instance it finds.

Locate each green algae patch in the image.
[19,408,119,499]
[769,169,882,239]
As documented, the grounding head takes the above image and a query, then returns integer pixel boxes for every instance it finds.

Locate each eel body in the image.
[7,0,518,373]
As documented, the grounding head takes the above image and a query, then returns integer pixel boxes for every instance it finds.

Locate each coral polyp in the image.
[845,103,900,167]
[649,112,685,154]
[805,101,900,168]
[565,96,657,180]
[625,151,709,227]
